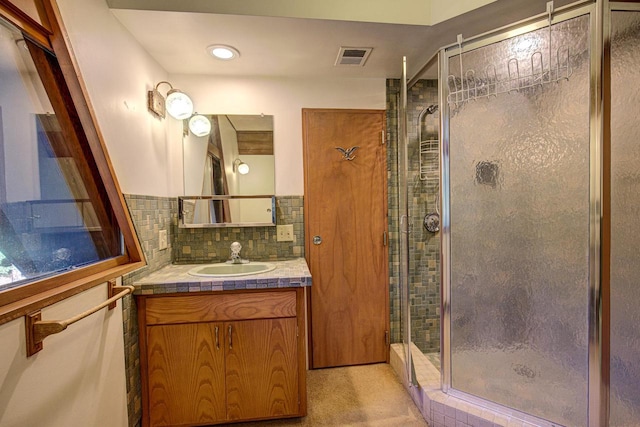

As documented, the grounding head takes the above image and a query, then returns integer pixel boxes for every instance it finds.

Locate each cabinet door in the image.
[225,318,299,421]
[147,323,226,427]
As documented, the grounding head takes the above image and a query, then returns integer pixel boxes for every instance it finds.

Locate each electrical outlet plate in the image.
[158,229,168,250]
[276,224,294,242]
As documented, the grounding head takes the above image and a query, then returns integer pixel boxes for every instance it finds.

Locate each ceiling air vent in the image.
[335,47,373,67]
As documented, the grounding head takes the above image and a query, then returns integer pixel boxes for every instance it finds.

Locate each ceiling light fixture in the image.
[188,114,211,137]
[148,81,193,120]
[207,44,240,61]
[233,159,249,175]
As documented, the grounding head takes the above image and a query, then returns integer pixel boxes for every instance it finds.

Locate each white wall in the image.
[54,0,386,198]
[0,283,129,427]
[172,75,386,196]
[0,1,176,426]
[218,116,240,196]
[183,131,208,195]
[57,0,182,198]
[238,155,275,223]
[239,155,275,195]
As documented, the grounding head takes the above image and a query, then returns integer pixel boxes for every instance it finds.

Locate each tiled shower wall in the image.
[387,80,401,345]
[387,79,441,354]
[121,194,304,427]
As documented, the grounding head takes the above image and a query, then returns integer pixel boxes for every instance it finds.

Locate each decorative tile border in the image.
[132,258,311,295]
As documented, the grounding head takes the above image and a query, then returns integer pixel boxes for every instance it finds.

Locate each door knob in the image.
[313,235,322,245]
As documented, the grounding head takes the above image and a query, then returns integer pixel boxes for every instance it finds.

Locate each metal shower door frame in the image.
[398,55,415,386]
[439,1,608,426]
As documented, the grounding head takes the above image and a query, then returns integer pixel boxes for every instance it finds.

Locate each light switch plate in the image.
[158,229,168,250]
[276,224,294,242]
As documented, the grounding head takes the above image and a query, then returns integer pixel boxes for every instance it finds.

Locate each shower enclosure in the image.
[395,1,640,426]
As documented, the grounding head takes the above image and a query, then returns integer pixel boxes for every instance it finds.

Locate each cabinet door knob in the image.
[228,325,233,350]
[313,235,322,245]
[215,326,220,350]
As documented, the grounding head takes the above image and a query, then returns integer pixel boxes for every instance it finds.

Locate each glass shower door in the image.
[444,14,591,426]
[610,9,640,427]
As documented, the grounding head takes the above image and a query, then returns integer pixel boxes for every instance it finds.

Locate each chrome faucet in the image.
[228,241,247,264]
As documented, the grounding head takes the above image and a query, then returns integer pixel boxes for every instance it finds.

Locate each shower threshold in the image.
[390,344,561,427]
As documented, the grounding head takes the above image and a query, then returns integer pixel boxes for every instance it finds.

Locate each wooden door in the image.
[146,323,226,427]
[303,108,389,369]
[225,318,299,421]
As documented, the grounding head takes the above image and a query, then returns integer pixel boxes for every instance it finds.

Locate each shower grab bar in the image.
[25,281,134,357]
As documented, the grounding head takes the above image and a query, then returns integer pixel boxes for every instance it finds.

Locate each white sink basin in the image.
[188,262,276,277]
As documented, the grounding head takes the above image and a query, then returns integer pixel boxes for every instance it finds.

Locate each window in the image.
[0,1,143,321]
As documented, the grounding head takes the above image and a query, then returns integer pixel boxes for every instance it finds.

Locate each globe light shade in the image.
[188,114,211,137]
[237,162,250,175]
[234,159,250,175]
[165,89,193,120]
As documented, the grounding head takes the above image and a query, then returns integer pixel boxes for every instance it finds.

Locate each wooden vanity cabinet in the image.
[137,288,307,427]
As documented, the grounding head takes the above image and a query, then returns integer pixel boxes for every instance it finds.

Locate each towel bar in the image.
[25,281,134,357]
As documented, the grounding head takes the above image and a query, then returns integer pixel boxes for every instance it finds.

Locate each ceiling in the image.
[110,0,574,80]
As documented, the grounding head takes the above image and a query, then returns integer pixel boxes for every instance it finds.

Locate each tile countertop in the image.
[133,258,312,295]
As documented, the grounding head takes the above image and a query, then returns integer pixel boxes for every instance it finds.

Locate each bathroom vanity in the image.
[134,259,311,427]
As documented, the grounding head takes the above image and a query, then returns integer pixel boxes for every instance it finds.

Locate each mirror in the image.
[181,115,275,227]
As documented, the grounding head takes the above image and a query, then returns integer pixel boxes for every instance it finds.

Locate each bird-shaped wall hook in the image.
[335,146,360,161]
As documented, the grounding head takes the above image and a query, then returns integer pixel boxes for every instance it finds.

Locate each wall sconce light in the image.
[188,113,211,137]
[148,81,193,120]
[233,159,250,175]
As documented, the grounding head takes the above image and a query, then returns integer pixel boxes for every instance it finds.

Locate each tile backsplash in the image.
[173,196,304,263]
[122,194,177,427]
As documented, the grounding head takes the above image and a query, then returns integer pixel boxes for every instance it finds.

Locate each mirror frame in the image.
[178,195,276,228]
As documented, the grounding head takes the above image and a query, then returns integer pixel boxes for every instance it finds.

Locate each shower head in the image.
[426,104,439,115]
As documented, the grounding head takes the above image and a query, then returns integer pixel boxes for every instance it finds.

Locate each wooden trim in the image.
[107,279,117,310]
[136,295,150,427]
[0,108,5,204]
[0,259,143,325]
[25,311,43,355]
[39,0,144,264]
[302,109,313,369]
[0,0,52,49]
[0,256,125,306]
[381,117,390,364]
[28,44,120,256]
[25,284,133,356]
[0,0,146,325]
[296,287,308,415]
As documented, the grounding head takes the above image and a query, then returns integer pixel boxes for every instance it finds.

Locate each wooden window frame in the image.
[0,0,145,324]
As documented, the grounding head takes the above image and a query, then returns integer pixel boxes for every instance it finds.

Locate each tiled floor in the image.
[229,363,428,426]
